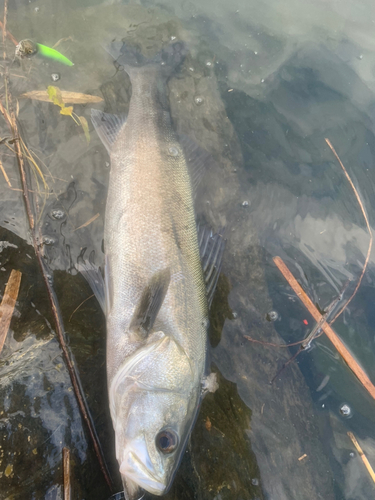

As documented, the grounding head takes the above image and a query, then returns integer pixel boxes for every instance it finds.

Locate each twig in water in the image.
[0,269,21,354]
[270,281,350,383]
[347,432,375,484]
[244,336,305,348]
[69,294,94,322]
[0,19,17,46]
[264,139,373,392]
[0,2,114,492]
[300,281,349,349]
[325,138,373,323]
[73,213,100,231]
[273,256,375,401]
[63,447,71,500]
[0,157,11,187]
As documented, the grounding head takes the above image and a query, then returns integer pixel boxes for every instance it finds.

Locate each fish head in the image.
[112,334,201,498]
[116,388,199,498]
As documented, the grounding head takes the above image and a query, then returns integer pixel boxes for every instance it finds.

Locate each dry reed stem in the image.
[347,432,375,483]
[273,256,375,401]
[0,269,21,354]
[73,213,99,231]
[0,20,17,46]
[325,138,373,323]
[0,157,11,187]
[0,2,114,491]
[2,1,6,62]
[63,447,71,500]
[69,294,94,322]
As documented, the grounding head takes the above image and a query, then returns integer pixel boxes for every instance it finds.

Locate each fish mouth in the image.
[120,450,167,496]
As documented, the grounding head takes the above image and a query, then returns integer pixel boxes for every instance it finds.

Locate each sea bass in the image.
[87,42,224,499]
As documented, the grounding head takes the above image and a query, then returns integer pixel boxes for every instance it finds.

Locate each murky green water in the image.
[1,0,375,499]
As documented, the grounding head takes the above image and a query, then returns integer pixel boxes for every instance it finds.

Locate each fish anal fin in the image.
[130,268,171,339]
[91,109,126,154]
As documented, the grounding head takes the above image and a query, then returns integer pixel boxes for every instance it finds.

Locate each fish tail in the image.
[104,40,187,78]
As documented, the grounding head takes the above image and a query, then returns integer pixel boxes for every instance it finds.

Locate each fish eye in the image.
[155,429,179,454]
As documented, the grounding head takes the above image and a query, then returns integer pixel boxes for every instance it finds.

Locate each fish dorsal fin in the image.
[91,109,126,154]
[198,225,226,308]
[77,253,106,314]
[179,135,215,195]
[130,268,171,339]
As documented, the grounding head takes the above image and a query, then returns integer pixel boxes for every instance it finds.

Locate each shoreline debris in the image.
[0,269,22,355]
[347,432,375,484]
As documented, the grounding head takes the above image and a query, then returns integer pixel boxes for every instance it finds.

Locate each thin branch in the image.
[0,19,17,46]
[0,3,114,492]
[347,432,375,484]
[2,0,7,61]
[325,138,373,323]
[69,294,94,322]
[73,213,100,231]
[273,256,375,401]
[63,447,71,500]
[0,157,11,187]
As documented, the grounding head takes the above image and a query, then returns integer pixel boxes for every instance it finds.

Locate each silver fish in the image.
[86,42,223,499]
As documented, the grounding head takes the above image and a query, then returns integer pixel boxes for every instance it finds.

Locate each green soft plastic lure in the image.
[36,43,74,66]
[15,39,74,66]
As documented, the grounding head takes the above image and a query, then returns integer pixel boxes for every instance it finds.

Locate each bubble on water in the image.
[194,96,204,106]
[42,235,56,246]
[251,478,259,486]
[261,78,265,83]
[205,61,212,67]
[51,209,65,220]
[266,310,279,322]
[188,67,194,72]
[46,274,53,285]
[34,6,40,12]
[349,452,355,458]
[168,146,179,157]
[51,73,60,82]
[242,200,249,207]
[170,36,176,41]
[232,311,238,319]
[339,403,352,418]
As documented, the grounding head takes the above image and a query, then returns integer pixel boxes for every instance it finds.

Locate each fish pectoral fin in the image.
[197,224,226,308]
[77,255,106,314]
[91,109,127,154]
[130,268,171,339]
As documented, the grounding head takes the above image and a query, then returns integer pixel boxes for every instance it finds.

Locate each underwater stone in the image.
[266,311,279,322]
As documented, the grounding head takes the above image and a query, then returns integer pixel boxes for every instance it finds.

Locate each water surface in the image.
[1,0,375,499]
